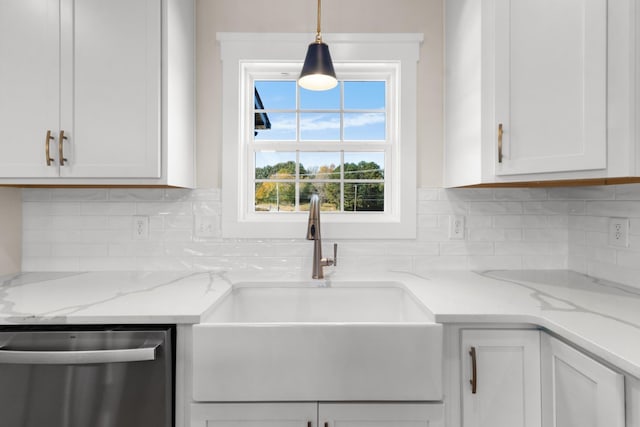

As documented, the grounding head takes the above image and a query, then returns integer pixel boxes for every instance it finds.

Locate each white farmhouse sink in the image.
[202,283,433,323]
[192,282,443,402]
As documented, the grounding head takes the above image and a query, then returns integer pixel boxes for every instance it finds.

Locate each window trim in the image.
[219,33,422,239]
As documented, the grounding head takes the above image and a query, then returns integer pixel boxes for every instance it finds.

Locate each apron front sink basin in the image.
[193,282,443,402]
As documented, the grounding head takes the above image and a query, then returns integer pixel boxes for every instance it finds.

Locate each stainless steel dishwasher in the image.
[0,326,174,427]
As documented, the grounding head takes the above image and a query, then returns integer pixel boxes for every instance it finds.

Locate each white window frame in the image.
[219,33,422,239]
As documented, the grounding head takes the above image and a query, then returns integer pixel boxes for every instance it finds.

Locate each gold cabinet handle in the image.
[469,346,477,394]
[58,130,68,166]
[45,130,54,166]
[498,123,503,164]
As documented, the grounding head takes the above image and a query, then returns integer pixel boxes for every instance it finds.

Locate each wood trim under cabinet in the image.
[460,177,640,188]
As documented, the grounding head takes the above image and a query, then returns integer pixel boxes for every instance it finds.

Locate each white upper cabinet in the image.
[59,0,161,179]
[0,0,194,187]
[494,0,606,176]
[0,0,60,178]
[444,0,637,186]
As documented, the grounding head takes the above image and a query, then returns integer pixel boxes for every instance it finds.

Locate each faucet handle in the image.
[333,243,338,267]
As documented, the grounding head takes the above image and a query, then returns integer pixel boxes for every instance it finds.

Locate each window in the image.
[252,70,389,214]
[219,33,422,239]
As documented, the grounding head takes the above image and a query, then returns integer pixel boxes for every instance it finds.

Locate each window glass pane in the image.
[300,183,341,212]
[254,81,296,110]
[344,183,384,212]
[343,113,386,141]
[343,152,385,179]
[255,182,295,212]
[300,113,340,141]
[300,85,340,110]
[255,152,296,179]
[344,81,385,110]
[254,113,296,141]
[299,152,340,180]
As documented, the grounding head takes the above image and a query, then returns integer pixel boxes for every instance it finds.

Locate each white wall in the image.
[0,188,21,275]
[195,0,443,188]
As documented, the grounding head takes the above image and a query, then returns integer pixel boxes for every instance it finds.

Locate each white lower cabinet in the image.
[541,334,625,427]
[460,329,541,427]
[627,376,640,427]
[191,402,444,427]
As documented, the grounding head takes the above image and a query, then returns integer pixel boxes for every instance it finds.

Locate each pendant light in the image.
[298,0,337,91]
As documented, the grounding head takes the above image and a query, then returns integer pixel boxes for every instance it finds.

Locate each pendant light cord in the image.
[315,0,322,43]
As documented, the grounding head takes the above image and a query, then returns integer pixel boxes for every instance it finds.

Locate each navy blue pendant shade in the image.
[299,41,338,91]
[298,0,337,91]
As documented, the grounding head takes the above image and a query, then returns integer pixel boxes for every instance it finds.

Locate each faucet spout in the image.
[306,194,337,279]
[307,194,321,241]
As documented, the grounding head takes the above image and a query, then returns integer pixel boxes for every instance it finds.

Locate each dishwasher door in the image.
[0,327,172,427]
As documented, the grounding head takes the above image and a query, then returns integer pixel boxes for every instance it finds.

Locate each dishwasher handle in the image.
[0,342,160,365]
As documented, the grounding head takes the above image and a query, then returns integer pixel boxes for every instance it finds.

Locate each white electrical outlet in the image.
[608,217,630,248]
[449,215,465,240]
[133,216,149,240]
[195,215,219,238]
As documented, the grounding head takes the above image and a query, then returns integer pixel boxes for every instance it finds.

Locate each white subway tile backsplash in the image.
[414,255,468,271]
[23,243,51,258]
[522,229,568,242]
[548,186,615,200]
[418,200,468,215]
[51,243,108,257]
[440,188,494,201]
[50,189,108,201]
[494,241,567,256]
[494,188,548,201]
[470,201,523,215]
[440,242,494,256]
[192,201,222,215]
[162,188,197,201]
[109,188,165,201]
[522,255,567,269]
[523,201,570,215]
[22,189,52,202]
[468,228,507,242]
[466,215,492,228]
[493,215,524,228]
[82,202,136,216]
[586,200,640,217]
[24,202,83,216]
[417,214,439,229]
[22,256,80,271]
[78,256,143,271]
[135,202,192,216]
[22,185,640,289]
[108,242,165,257]
[615,183,640,200]
[468,255,522,270]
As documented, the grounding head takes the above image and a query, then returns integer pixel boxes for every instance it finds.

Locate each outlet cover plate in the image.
[449,215,465,240]
[608,217,630,248]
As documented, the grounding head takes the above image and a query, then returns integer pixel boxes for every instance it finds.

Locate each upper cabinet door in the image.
[0,0,60,178]
[59,0,161,178]
[494,0,607,175]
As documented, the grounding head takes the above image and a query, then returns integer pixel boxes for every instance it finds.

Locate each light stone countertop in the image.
[0,268,639,378]
[0,271,232,324]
